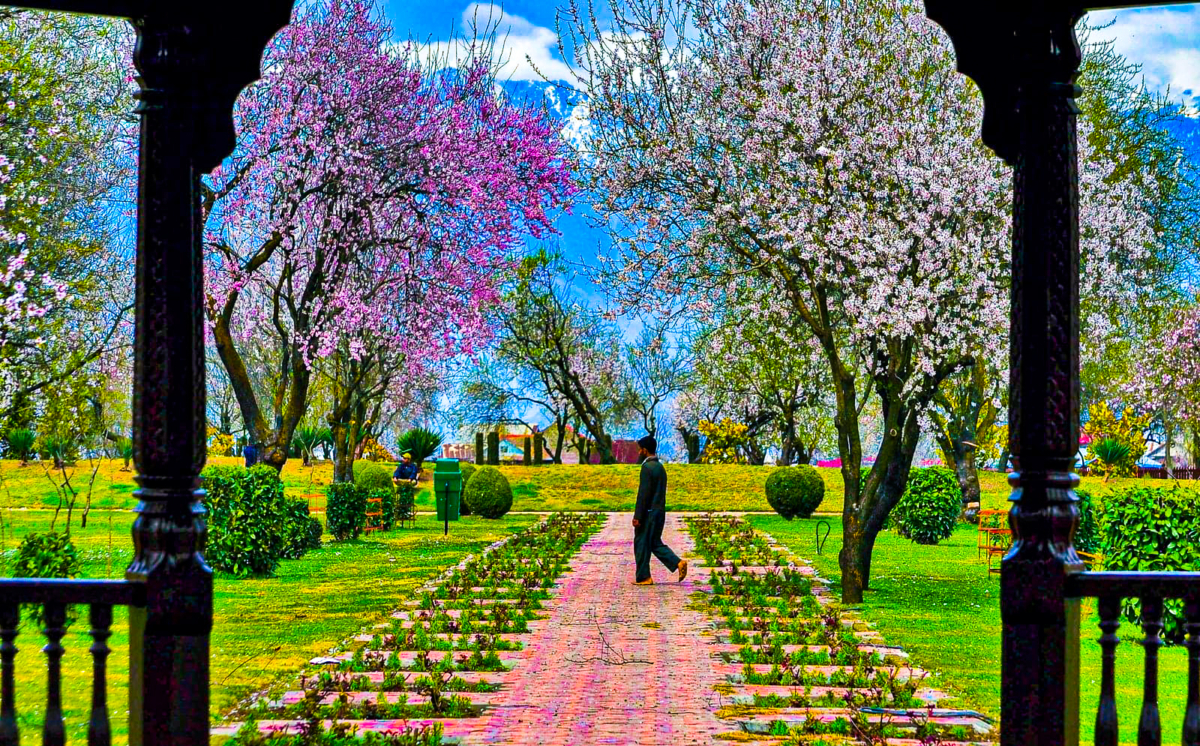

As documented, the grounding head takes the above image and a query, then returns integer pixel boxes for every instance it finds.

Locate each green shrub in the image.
[463,466,513,519]
[893,466,961,545]
[13,531,80,579]
[327,482,367,540]
[202,464,288,577]
[1075,488,1098,554]
[5,428,34,462]
[279,498,321,559]
[1101,484,1200,643]
[13,530,80,626]
[458,463,476,516]
[764,465,825,520]
[354,460,393,492]
[396,427,443,467]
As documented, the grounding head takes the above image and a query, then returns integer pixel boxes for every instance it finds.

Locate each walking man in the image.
[632,435,688,585]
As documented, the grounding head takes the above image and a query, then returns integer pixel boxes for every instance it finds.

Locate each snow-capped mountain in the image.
[499,79,591,151]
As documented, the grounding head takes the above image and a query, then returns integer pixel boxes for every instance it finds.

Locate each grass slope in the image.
[0,508,534,744]
[751,515,1189,746]
[0,458,1192,515]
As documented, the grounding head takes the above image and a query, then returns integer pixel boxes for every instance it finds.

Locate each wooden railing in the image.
[0,579,144,746]
[1065,571,1200,746]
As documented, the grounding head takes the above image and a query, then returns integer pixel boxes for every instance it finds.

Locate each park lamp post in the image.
[0,2,293,744]
[924,2,1196,745]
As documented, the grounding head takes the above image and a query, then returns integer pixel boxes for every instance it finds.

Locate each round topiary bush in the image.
[458,462,477,516]
[354,460,393,491]
[765,465,825,520]
[463,466,513,519]
[893,466,962,545]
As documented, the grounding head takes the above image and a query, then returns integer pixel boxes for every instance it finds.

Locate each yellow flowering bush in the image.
[1084,401,1149,478]
[360,437,396,462]
[698,418,750,464]
[207,427,235,458]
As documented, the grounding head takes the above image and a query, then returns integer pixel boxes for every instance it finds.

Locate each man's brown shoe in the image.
[677,560,689,582]
[633,579,654,585]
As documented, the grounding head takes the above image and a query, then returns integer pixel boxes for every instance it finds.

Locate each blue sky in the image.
[383,3,1200,105]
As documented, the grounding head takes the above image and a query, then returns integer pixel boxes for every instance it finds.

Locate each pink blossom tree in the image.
[202,0,575,473]
[1129,305,1200,470]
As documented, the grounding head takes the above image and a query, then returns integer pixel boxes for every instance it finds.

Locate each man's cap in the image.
[637,435,657,453]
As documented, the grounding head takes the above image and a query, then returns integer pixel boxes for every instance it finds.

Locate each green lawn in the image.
[750,515,1190,746]
[0,508,536,744]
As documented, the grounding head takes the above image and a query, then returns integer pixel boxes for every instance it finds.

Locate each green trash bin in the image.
[433,459,462,522]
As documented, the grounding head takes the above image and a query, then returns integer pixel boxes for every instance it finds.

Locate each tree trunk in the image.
[1163,405,1174,474]
[331,421,354,483]
[838,517,881,603]
[952,449,981,505]
[552,421,566,464]
[794,440,813,465]
[836,371,925,603]
[677,427,701,464]
[778,414,797,466]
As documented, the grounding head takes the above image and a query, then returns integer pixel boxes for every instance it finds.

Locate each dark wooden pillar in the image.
[924,2,1094,744]
[1000,8,1086,746]
[123,16,212,746]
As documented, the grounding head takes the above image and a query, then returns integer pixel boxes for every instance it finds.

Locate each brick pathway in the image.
[466,512,725,746]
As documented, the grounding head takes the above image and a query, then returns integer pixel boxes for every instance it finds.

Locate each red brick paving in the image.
[464,512,725,746]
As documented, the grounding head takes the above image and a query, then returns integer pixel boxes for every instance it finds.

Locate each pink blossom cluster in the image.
[1129,304,1200,425]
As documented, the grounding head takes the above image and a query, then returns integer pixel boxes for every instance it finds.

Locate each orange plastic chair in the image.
[364,495,384,535]
[977,509,1011,560]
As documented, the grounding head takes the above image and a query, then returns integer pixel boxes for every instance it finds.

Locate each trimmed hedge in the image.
[327,482,368,541]
[458,462,477,517]
[1075,488,1098,555]
[463,466,513,519]
[279,497,323,559]
[1100,484,1200,643]
[765,465,825,520]
[203,465,290,577]
[893,466,962,545]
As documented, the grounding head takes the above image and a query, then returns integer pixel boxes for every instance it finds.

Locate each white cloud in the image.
[1085,7,1200,110]
[417,3,574,82]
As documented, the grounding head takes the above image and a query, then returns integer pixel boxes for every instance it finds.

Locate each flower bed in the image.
[221,512,604,743]
[686,515,997,745]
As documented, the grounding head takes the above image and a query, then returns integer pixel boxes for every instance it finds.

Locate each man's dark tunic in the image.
[393,461,420,481]
[633,456,681,582]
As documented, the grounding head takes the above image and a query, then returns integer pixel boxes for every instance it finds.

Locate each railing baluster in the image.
[1184,593,1200,746]
[88,604,113,746]
[42,602,66,746]
[1140,595,1164,746]
[0,603,18,746]
[1097,595,1121,746]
